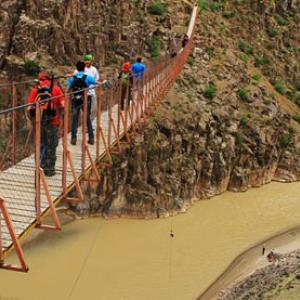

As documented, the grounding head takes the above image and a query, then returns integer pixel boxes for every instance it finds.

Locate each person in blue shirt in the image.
[68,61,97,145]
[132,57,146,102]
[131,57,146,80]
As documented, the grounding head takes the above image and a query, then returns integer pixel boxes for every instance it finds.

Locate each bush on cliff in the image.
[240,115,249,127]
[272,80,286,95]
[146,35,161,58]
[24,59,40,76]
[239,88,249,101]
[203,82,217,99]
[235,132,245,145]
[279,127,295,148]
[292,115,300,124]
[238,40,253,54]
[148,1,166,15]
[275,15,289,26]
[198,0,223,11]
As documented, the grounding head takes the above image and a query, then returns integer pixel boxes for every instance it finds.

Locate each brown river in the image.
[1,182,300,300]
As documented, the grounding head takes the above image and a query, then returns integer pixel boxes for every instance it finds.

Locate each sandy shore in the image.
[198,226,300,300]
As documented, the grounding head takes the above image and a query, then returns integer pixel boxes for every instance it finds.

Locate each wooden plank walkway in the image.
[0,103,124,251]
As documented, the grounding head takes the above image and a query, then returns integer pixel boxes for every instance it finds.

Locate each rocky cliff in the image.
[74,0,300,217]
[1,1,300,218]
[0,0,190,78]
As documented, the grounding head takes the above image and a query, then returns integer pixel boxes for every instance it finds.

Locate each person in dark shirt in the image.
[68,61,97,145]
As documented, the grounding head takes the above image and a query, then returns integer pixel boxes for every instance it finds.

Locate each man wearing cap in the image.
[118,62,133,110]
[27,73,64,177]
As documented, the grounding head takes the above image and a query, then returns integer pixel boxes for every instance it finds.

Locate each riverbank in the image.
[199,227,300,300]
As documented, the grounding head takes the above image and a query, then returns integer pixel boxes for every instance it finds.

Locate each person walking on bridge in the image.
[118,61,133,110]
[27,73,64,177]
[73,55,100,143]
[132,57,146,102]
[68,61,97,145]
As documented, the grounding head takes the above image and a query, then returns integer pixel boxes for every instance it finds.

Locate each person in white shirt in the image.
[73,54,100,145]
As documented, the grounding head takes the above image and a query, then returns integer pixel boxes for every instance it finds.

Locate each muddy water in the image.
[1,182,300,300]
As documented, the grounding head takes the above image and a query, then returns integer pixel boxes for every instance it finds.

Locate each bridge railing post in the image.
[34,100,41,224]
[81,90,88,174]
[96,86,101,158]
[108,85,113,150]
[62,91,69,193]
[11,82,17,166]
[0,208,3,264]
[0,197,29,272]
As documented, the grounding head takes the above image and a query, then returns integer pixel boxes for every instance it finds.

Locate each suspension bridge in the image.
[0,6,197,272]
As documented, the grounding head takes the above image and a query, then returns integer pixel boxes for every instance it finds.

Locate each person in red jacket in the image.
[27,73,64,176]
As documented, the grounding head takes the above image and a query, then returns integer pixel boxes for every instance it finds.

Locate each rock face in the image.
[0,0,190,77]
[1,1,299,217]
[75,0,300,217]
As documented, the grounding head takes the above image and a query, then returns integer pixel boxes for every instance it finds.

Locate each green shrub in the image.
[289,126,296,135]
[198,0,209,10]
[272,80,286,95]
[24,59,40,76]
[206,47,214,56]
[187,93,193,101]
[240,53,249,64]
[296,82,300,92]
[279,127,295,148]
[209,1,222,11]
[235,132,245,145]
[262,66,272,77]
[294,94,300,107]
[238,40,253,54]
[187,56,195,66]
[146,35,161,58]
[148,1,166,15]
[222,10,236,18]
[275,15,289,26]
[268,27,278,38]
[254,55,271,66]
[111,154,120,165]
[203,82,217,99]
[292,114,300,124]
[239,88,249,101]
[265,41,276,50]
[240,115,249,126]
[286,90,295,100]
[136,11,146,23]
[252,74,261,82]
[279,133,291,148]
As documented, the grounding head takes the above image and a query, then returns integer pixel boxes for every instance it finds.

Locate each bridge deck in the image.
[0,104,121,252]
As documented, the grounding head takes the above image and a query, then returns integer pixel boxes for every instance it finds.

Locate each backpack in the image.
[28,76,55,124]
[38,85,56,125]
[71,75,87,106]
[120,72,129,86]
